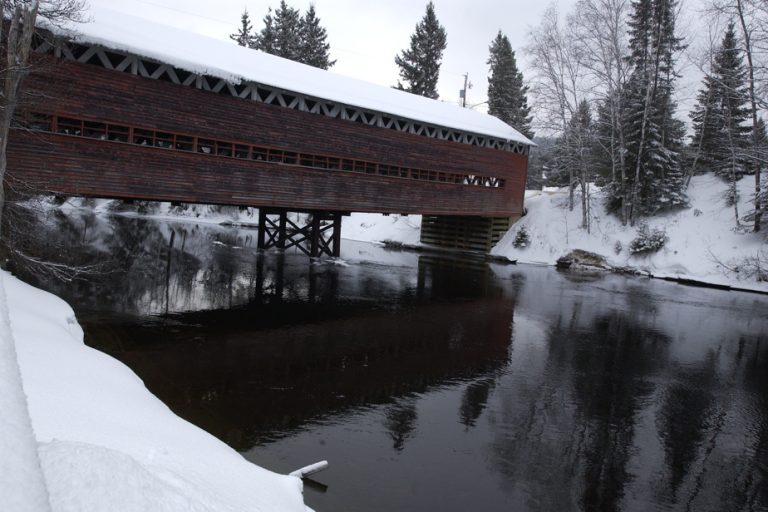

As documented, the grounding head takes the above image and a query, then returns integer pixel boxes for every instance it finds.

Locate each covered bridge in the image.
[8,4,532,256]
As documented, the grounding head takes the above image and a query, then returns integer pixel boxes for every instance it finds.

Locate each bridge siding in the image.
[8,133,521,216]
[11,57,526,216]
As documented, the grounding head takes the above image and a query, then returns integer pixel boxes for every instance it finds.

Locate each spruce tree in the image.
[394,2,447,99]
[255,8,277,54]
[300,4,335,69]
[230,9,257,48]
[618,0,687,219]
[487,31,533,139]
[689,22,750,180]
[272,0,302,61]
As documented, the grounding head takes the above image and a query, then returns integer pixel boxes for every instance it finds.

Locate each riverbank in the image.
[39,173,767,293]
[0,270,309,511]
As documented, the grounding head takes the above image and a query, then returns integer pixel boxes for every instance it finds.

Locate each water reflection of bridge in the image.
[104,252,517,450]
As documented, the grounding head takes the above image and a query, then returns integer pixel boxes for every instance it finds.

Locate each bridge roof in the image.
[47,3,532,146]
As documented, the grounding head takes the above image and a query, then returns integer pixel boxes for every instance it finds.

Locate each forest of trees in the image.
[228,1,767,235]
[525,0,768,234]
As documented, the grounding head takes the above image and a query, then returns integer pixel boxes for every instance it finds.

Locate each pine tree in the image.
[617,0,687,220]
[487,31,533,139]
[689,22,751,180]
[394,2,447,99]
[299,4,335,69]
[230,9,257,48]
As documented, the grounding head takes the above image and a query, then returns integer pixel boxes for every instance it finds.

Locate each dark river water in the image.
[7,208,768,512]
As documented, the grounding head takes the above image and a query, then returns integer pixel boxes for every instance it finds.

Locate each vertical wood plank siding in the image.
[9,57,527,216]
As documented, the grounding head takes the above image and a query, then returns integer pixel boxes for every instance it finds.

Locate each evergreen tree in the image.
[230,9,257,48]
[487,31,533,139]
[255,2,301,60]
[255,7,277,54]
[272,0,302,61]
[616,0,687,220]
[689,22,751,180]
[394,2,447,99]
[300,4,335,69]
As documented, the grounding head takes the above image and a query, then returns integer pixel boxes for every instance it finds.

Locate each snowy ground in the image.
[491,174,768,293]
[0,271,309,512]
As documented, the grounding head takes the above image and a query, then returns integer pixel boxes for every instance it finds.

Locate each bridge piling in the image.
[257,209,343,258]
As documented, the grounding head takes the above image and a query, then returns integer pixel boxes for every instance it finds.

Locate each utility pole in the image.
[460,72,472,108]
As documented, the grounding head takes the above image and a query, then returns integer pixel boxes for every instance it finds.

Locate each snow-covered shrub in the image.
[629,224,667,254]
[614,240,623,255]
[513,226,530,248]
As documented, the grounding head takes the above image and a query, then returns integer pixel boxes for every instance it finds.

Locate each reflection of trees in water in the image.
[384,399,419,452]
[459,377,496,429]
[491,307,671,511]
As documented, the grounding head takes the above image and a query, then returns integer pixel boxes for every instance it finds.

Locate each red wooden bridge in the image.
[7,10,531,256]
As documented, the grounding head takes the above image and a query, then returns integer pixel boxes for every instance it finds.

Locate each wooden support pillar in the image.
[257,209,267,250]
[257,209,345,258]
[332,214,342,257]
[310,214,321,258]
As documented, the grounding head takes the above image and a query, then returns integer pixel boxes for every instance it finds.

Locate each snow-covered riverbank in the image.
[492,174,768,293]
[0,271,309,512]
[342,175,768,293]
[44,173,767,293]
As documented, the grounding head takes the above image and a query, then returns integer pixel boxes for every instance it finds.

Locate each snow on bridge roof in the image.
[48,3,532,146]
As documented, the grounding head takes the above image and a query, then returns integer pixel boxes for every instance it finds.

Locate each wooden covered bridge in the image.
[8,5,531,257]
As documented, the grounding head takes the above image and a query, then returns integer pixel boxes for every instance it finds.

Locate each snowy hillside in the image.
[491,174,768,293]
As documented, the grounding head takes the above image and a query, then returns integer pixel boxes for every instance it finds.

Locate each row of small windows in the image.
[35,39,530,155]
[21,114,506,188]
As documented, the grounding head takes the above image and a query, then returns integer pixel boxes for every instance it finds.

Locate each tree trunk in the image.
[736,0,761,232]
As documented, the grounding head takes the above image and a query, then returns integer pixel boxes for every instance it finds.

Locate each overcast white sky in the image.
[99,0,709,123]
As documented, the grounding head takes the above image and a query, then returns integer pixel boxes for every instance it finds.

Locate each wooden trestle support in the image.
[257,209,344,258]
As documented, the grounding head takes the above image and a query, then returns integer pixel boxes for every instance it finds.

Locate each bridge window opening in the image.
[216,141,233,157]
[27,113,53,132]
[175,135,194,151]
[56,117,82,136]
[197,138,214,154]
[133,128,154,146]
[106,124,129,142]
[83,121,107,140]
[269,149,284,163]
[252,148,267,161]
[234,144,250,159]
[305,99,317,111]
[155,132,174,148]
[365,163,377,174]
[300,154,314,167]
[342,159,353,171]
[283,152,298,165]
[327,157,340,170]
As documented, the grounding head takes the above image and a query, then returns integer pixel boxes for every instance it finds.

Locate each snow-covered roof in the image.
[48,3,532,146]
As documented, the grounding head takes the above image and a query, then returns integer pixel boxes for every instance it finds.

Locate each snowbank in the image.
[1,271,309,512]
[341,213,422,246]
[492,174,768,292]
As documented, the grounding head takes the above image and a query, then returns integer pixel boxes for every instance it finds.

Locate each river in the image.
[7,207,768,511]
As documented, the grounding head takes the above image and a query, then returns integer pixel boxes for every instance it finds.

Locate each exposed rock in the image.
[556,249,610,271]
